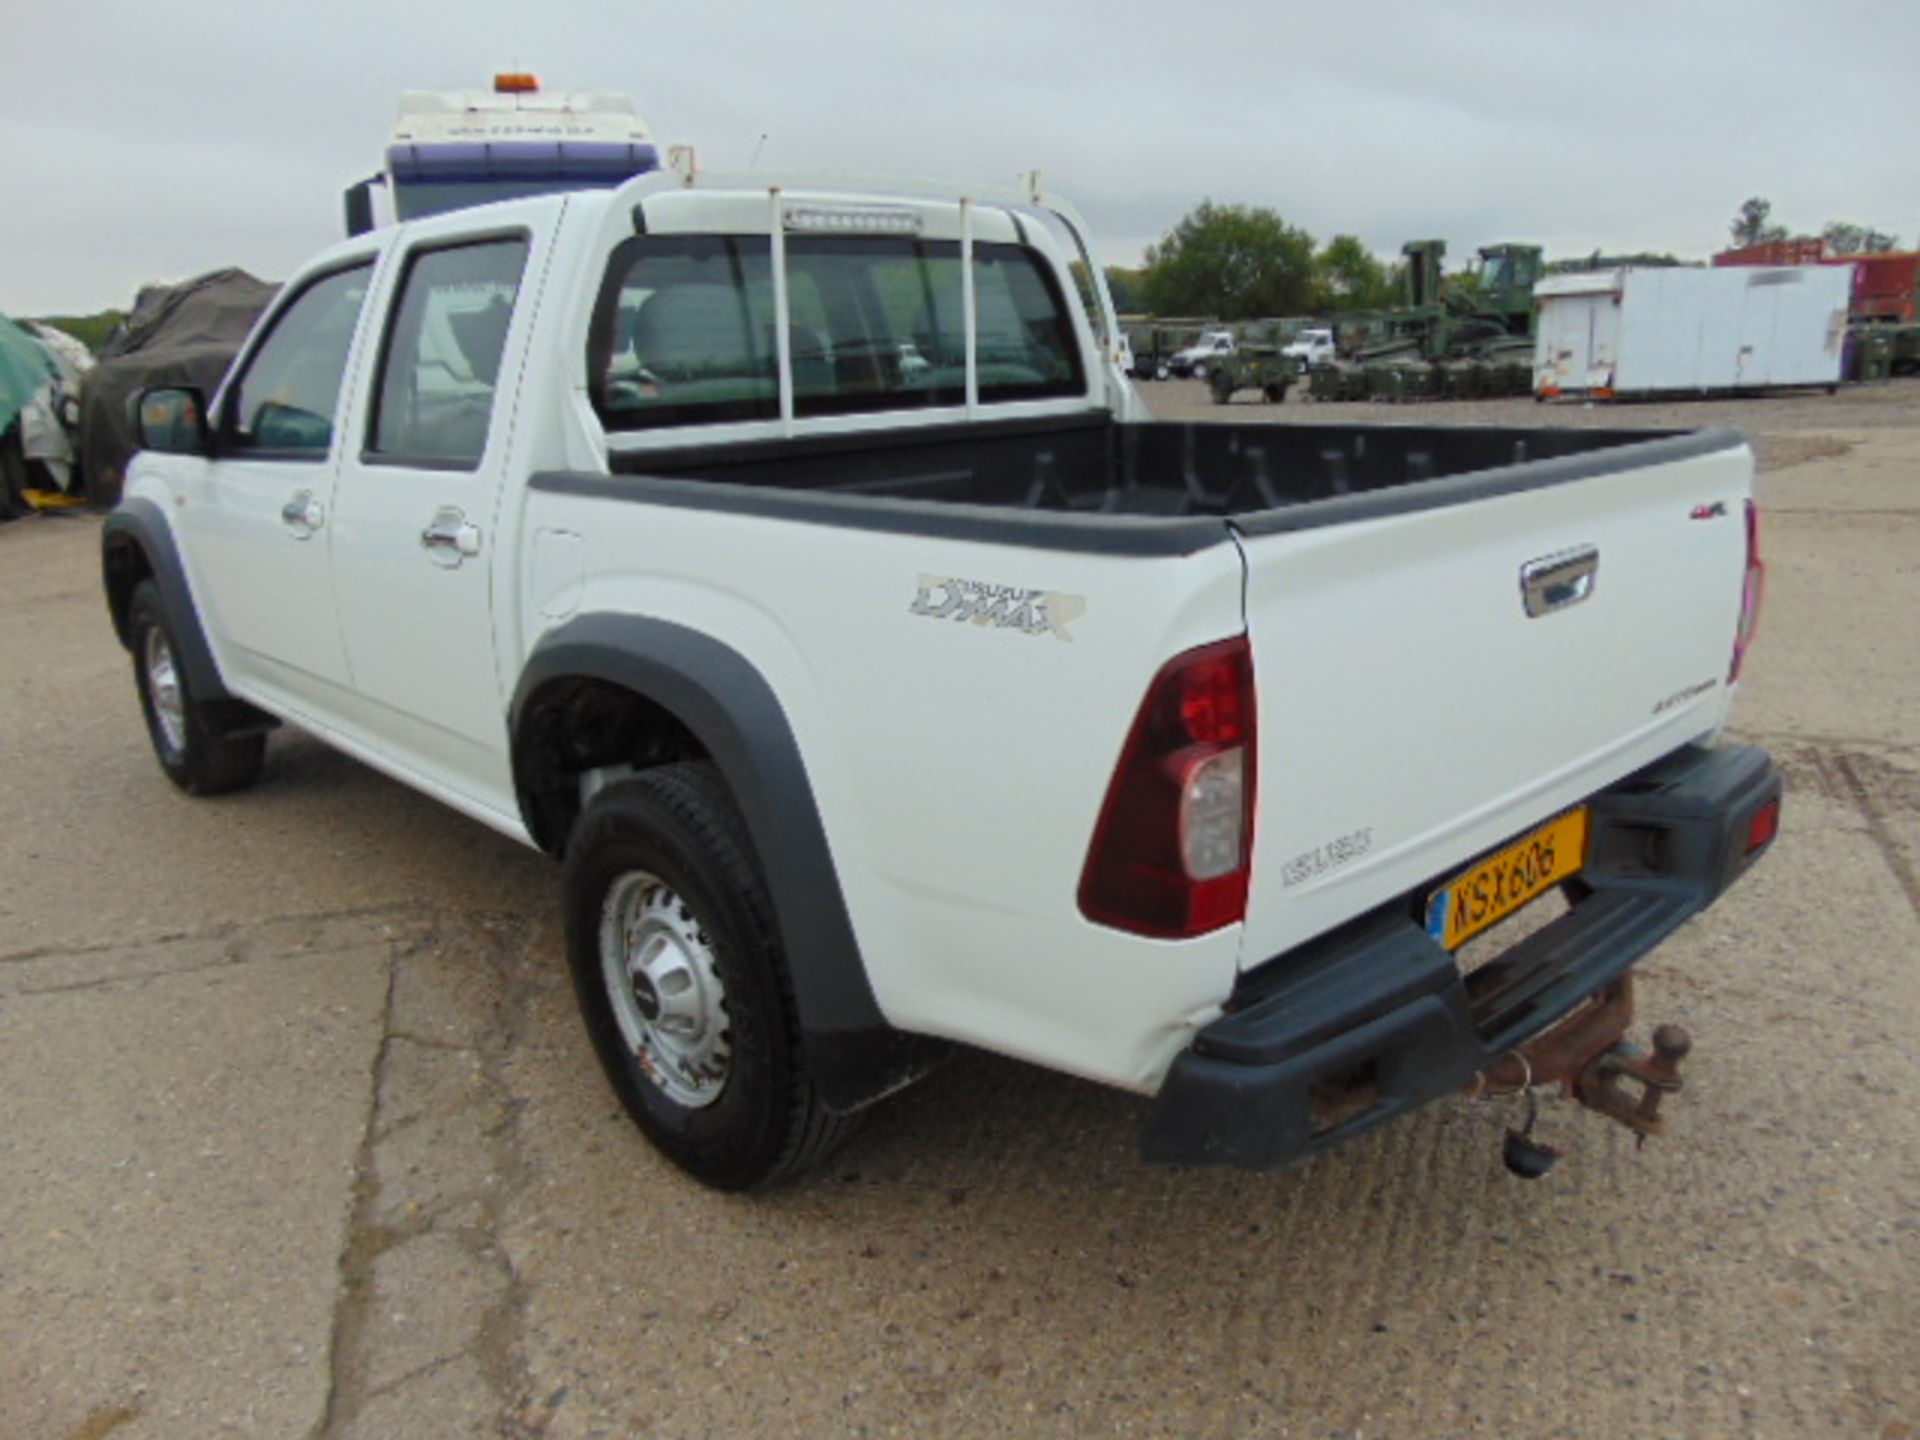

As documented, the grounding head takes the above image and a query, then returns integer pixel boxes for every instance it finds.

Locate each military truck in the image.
[1308,240,1544,402]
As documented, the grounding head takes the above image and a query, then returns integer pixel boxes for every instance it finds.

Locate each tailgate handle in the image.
[1521,546,1599,617]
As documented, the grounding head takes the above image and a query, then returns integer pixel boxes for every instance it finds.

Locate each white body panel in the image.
[521,488,1247,1087]
[1535,266,1849,396]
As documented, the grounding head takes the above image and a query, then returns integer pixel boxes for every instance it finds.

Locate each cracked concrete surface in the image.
[318,916,540,1440]
[3,385,1917,1438]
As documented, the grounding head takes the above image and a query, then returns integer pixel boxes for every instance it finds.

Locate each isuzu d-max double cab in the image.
[103,170,1780,1190]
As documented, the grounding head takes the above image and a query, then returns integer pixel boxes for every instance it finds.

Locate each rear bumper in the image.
[1142,742,1780,1168]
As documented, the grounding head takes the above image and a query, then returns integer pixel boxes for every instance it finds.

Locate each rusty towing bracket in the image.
[1465,975,1692,1178]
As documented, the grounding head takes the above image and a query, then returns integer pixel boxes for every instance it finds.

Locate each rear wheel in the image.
[1210,371,1235,405]
[128,580,265,795]
[564,763,859,1190]
[1192,360,1209,381]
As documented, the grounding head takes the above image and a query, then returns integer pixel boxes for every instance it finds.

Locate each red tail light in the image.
[1078,636,1256,938]
[1746,798,1781,854]
[1730,498,1765,682]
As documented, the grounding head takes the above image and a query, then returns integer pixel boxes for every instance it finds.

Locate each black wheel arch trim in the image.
[512,613,945,1111]
[102,498,233,705]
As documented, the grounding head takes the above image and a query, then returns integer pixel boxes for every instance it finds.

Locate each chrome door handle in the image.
[281,489,324,538]
[1520,545,1599,617]
[420,507,482,567]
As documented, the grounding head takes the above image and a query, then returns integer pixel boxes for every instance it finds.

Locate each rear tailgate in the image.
[1233,430,1754,969]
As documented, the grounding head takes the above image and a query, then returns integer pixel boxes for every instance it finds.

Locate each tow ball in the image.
[1467,977,1693,1179]
[1576,1023,1691,1140]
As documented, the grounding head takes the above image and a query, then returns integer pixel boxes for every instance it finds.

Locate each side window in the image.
[368,238,530,467]
[594,235,777,430]
[969,244,1083,401]
[226,263,372,457]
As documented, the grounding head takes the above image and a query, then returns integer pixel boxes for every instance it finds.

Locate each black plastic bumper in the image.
[1143,743,1781,1168]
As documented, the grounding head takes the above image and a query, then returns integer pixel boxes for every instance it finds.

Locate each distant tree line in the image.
[1116,200,1401,320]
[1730,196,1898,255]
[1108,195,1906,322]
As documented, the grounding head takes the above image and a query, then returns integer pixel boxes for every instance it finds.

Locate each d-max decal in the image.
[910,574,1086,642]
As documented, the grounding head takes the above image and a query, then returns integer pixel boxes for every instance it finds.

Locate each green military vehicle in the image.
[1304,240,1543,402]
[1197,320,1298,404]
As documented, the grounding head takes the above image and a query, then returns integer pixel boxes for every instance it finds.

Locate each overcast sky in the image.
[5,0,1916,316]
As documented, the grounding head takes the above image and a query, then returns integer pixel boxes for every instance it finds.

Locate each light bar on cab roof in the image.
[783,204,923,237]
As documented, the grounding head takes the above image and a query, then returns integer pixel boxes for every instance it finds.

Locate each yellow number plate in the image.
[1425,808,1589,951]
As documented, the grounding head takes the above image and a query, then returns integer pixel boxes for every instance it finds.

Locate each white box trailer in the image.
[1534,265,1850,398]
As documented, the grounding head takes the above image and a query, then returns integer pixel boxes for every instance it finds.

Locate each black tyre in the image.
[1192,360,1209,381]
[564,762,859,1191]
[1209,372,1235,405]
[0,436,32,522]
[128,580,266,795]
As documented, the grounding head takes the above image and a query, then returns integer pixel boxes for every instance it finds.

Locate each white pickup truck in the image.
[104,170,1780,1191]
[1167,327,1236,379]
[1283,326,1338,369]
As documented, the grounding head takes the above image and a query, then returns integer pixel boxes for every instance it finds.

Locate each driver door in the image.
[183,259,381,713]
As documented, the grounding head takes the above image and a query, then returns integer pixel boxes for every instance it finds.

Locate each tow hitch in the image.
[1466,976,1692,1179]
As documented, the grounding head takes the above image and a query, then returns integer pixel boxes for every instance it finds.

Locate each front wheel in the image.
[128,580,265,795]
[564,763,859,1190]
[1210,372,1235,405]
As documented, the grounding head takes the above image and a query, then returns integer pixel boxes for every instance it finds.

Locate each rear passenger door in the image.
[328,225,541,811]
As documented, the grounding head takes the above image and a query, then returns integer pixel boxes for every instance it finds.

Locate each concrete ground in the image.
[2,385,1916,1439]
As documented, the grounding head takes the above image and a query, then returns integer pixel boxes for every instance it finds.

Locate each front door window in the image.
[224,264,373,457]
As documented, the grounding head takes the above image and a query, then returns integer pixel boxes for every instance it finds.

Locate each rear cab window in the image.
[590,215,1086,433]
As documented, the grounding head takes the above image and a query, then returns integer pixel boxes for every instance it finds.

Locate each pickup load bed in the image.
[568,408,1712,515]
[102,170,1780,1190]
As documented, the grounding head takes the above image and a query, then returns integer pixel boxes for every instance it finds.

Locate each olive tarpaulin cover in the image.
[79,267,278,504]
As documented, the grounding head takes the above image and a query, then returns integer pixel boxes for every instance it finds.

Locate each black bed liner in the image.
[532,415,1745,556]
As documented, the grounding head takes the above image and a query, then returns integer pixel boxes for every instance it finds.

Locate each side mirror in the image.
[136,386,211,456]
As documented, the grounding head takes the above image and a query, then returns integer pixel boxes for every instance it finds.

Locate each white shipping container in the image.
[1533,265,1850,398]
